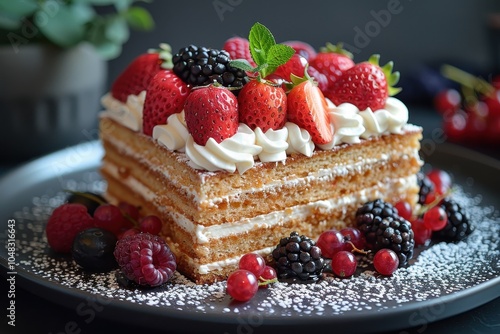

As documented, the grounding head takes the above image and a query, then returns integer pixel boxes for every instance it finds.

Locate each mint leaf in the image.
[248,22,275,67]
[229,59,255,72]
[263,44,295,77]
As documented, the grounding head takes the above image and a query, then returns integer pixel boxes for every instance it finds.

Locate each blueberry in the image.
[67,192,106,216]
[71,228,117,272]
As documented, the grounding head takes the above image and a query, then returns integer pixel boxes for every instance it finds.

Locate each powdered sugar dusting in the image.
[6,173,500,318]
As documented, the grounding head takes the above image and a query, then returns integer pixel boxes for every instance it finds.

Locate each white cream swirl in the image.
[319,101,365,149]
[254,127,289,162]
[285,122,314,157]
[359,97,409,139]
[185,124,262,174]
[152,111,189,152]
[100,91,145,131]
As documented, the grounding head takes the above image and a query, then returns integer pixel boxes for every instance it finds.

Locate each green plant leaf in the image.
[93,40,122,59]
[125,6,154,30]
[0,0,38,17]
[228,59,255,72]
[37,2,95,48]
[105,16,129,44]
[0,13,23,30]
[248,22,275,67]
[266,44,294,68]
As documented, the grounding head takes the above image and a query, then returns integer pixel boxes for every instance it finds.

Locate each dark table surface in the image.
[0,106,499,334]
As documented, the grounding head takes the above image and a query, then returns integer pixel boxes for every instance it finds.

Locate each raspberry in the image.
[114,233,176,287]
[46,203,95,253]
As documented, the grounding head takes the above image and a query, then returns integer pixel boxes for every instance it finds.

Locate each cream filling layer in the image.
[103,133,420,207]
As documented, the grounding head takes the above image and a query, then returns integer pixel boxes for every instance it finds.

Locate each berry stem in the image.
[346,241,370,255]
[441,64,493,96]
[258,277,278,286]
[413,188,454,217]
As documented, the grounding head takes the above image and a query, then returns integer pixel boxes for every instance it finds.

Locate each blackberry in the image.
[172,45,249,89]
[272,231,325,282]
[417,172,435,205]
[356,199,415,266]
[435,198,473,241]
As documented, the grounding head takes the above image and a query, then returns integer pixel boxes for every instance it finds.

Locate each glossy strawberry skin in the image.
[184,86,239,145]
[283,40,317,60]
[310,52,354,91]
[111,53,162,102]
[238,80,287,132]
[328,62,388,111]
[223,36,256,67]
[142,70,191,136]
[287,80,333,145]
[271,54,328,93]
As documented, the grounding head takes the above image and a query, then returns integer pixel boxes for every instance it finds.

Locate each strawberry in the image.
[309,42,354,92]
[287,79,333,145]
[270,54,328,92]
[238,79,287,132]
[142,70,191,136]
[111,53,162,102]
[328,54,401,111]
[283,40,317,60]
[223,36,256,67]
[184,85,239,145]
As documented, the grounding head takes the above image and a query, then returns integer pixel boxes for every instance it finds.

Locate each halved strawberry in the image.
[287,79,333,145]
[328,54,401,111]
[184,85,239,145]
[310,42,354,93]
[238,79,287,132]
[142,70,191,136]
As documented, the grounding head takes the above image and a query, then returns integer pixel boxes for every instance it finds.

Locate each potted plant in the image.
[0,0,154,162]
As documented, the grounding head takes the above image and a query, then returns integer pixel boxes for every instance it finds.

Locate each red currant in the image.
[339,227,365,252]
[434,89,461,114]
[238,253,265,277]
[411,218,432,246]
[373,249,399,276]
[93,204,127,235]
[226,270,258,302]
[139,215,162,235]
[443,109,467,141]
[118,201,140,221]
[426,169,452,196]
[316,229,344,258]
[484,89,500,118]
[423,206,448,231]
[394,201,412,221]
[259,265,277,289]
[331,251,357,278]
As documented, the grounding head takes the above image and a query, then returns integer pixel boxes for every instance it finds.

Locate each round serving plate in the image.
[0,141,499,334]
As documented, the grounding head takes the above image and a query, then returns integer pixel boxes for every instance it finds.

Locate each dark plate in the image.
[0,141,499,334]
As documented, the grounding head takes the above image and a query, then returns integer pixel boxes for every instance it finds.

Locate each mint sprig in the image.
[230,22,295,79]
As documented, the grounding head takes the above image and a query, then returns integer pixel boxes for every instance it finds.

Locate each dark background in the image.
[109,0,500,96]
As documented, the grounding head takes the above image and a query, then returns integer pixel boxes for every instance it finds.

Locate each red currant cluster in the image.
[226,253,278,302]
[45,191,166,273]
[396,169,455,246]
[435,65,500,145]
[316,227,399,277]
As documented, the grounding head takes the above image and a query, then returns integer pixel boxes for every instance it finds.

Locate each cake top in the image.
[101,22,410,174]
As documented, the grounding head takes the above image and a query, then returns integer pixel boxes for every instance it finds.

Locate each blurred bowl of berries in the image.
[434,65,500,146]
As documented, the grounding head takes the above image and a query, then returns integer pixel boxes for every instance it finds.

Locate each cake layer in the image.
[100,117,422,226]
[100,116,422,284]
[105,170,417,283]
